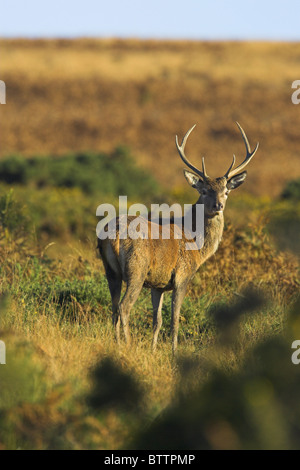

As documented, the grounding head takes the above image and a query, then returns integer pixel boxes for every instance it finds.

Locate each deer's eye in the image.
[225,190,230,196]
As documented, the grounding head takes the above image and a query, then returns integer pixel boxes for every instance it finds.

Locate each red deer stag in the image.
[98,122,259,353]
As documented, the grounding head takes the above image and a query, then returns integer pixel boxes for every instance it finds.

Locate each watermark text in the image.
[0,80,6,104]
[0,340,6,364]
[96,196,204,251]
[291,80,300,105]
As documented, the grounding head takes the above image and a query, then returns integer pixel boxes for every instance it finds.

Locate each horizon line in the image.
[1,35,300,43]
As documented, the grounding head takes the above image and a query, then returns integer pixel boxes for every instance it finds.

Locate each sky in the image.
[1,0,300,41]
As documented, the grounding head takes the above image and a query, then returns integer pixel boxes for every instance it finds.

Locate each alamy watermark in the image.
[291,340,300,365]
[96,196,204,251]
[291,80,300,105]
[0,340,6,364]
[0,80,6,104]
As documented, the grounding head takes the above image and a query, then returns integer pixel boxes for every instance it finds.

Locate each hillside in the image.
[1,38,300,197]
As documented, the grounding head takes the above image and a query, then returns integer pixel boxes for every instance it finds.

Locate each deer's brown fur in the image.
[98,123,259,353]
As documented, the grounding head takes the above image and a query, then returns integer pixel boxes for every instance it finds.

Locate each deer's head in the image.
[176,122,259,217]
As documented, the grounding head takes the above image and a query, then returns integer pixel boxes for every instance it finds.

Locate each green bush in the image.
[0,156,29,184]
[0,189,30,243]
[281,178,300,200]
[0,147,161,201]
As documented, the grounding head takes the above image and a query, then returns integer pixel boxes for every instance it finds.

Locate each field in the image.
[0,39,300,450]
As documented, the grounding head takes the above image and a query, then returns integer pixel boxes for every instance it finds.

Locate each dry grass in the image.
[12,307,176,409]
[1,38,300,197]
[0,38,299,449]
[0,213,298,448]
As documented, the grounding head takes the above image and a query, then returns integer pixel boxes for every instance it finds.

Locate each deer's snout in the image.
[213,202,224,212]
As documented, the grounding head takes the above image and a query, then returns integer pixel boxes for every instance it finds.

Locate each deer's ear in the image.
[227,171,247,190]
[183,170,204,189]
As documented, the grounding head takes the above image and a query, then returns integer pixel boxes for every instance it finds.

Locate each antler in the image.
[224,122,259,179]
[175,125,209,180]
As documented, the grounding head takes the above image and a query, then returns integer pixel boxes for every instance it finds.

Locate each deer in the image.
[98,122,259,354]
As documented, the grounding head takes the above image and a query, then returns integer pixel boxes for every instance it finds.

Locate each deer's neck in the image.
[183,201,224,261]
[202,210,224,259]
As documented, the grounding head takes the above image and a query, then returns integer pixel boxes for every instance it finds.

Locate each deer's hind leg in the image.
[99,241,123,343]
[104,263,123,343]
[118,274,146,345]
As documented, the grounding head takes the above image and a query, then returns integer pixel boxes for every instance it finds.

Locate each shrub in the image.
[0,156,28,184]
[281,178,300,200]
[0,189,30,243]
[0,147,161,201]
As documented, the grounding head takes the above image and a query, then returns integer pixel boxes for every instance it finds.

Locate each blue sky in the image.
[1,0,300,40]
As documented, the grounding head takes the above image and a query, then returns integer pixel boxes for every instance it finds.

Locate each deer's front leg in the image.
[151,288,164,351]
[171,281,189,355]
